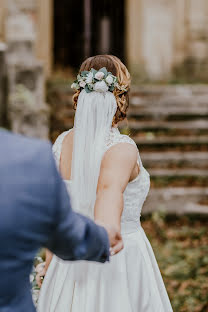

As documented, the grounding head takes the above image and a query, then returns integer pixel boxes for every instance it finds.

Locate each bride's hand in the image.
[106,224,124,256]
[96,221,124,256]
[35,262,46,288]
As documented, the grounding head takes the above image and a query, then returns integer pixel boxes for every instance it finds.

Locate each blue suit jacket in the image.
[0,130,109,312]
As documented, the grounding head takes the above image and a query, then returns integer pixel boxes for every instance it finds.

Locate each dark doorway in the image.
[53,0,84,69]
[53,0,125,70]
[91,0,125,61]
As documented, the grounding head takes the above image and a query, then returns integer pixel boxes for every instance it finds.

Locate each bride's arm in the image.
[94,143,138,233]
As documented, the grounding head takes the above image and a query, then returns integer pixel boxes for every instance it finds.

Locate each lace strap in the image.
[105,130,143,168]
[52,129,72,169]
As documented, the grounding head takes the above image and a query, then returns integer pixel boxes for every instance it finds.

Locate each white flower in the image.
[79,80,86,88]
[30,274,34,283]
[86,72,93,84]
[94,81,108,93]
[71,82,79,90]
[95,71,105,80]
[106,75,113,85]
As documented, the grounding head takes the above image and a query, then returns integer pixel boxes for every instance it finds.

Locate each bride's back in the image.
[54,128,149,233]
[53,126,150,233]
[59,128,139,183]
[54,55,142,228]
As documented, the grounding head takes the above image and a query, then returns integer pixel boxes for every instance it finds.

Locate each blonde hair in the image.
[73,55,131,126]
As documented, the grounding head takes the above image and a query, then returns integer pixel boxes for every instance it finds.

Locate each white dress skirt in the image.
[37,129,173,312]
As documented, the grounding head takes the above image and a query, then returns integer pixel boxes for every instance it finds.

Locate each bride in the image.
[37,55,173,311]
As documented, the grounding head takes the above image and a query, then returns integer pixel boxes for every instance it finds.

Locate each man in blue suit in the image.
[0,130,122,312]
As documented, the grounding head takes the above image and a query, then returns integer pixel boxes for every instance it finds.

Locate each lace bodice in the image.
[52,128,150,234]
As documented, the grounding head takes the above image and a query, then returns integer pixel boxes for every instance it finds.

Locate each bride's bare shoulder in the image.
[52,129,73,159]
[62,128,74,142]
[98,142,138,192]
[53,129,73,146]
[61,129,74,154]
[102,142,138,169]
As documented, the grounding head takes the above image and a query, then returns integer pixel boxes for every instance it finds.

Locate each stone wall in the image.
[0,0,50,139]
[7,63,50,139]
[0,0,52,76]
[1,0,208,81]
[0,43,7,127]
[0,0,5,41]
[126,0,208,82]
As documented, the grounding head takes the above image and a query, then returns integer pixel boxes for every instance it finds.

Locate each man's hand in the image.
[96,222,124,256]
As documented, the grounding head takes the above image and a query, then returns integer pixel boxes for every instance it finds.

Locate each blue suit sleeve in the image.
[45,153,110,263]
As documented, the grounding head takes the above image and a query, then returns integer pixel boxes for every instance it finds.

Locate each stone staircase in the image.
[48,83,208,214]
[128,86,208,214]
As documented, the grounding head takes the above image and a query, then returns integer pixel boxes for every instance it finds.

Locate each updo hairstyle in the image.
[72,55,131,126]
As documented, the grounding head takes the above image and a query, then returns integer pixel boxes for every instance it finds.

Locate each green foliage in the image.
[99,67,108,78]
[142,213,208,312]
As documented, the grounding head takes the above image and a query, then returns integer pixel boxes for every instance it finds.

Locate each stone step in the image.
[130,95,208,108]
[140,151,208,169]
[131,85,208,96]
[143,187,208,214]
[149,168,208,176]
[131,104,208,113]
[133,130,208,137]
[149,169,208,188]
[128,110,208,122]
[126,119,208,133]
[133,135,208,152]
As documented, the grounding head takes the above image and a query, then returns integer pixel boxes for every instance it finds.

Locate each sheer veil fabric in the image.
[71,89,117,218]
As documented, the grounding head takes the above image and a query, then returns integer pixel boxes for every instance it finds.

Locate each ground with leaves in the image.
[142,213,208,312]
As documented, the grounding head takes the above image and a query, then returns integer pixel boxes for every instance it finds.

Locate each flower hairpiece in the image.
[71,67,128,93]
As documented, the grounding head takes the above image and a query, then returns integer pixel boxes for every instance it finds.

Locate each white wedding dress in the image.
[38,127,173,312]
